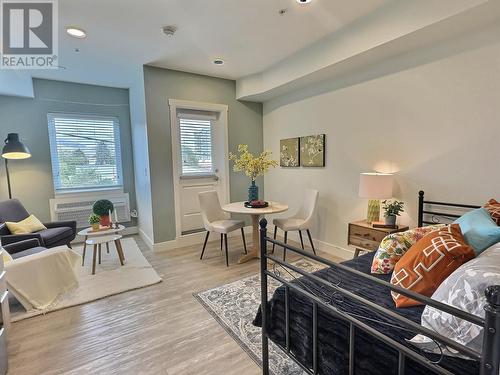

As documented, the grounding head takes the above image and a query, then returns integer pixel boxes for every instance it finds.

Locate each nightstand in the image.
[348,220,409,258]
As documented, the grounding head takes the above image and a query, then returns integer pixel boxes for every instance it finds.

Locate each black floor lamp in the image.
[2,133,31,199]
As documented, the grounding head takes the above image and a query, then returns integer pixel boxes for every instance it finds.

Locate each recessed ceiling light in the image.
[296,0,312,3]
[213,58,225,66]
[66,27,87,38]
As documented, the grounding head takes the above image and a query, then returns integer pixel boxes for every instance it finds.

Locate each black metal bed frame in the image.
[259,190,500,375]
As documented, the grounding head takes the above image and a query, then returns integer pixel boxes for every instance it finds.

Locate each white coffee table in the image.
[85,234,125,275]
[77,225,125,266]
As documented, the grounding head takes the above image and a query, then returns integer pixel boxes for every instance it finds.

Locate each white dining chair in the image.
[198,191,247,267]
[273,189,319,261]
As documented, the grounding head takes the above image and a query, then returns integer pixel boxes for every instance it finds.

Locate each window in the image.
[179,117,213,175]
[48,113,123,192]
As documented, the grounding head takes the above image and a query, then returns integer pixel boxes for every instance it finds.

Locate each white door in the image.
[170,103,229,236]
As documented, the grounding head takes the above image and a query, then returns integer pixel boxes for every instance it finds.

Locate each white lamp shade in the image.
[358,173,394,199]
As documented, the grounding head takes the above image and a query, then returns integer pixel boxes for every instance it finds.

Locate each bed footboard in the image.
[259,218,500,375]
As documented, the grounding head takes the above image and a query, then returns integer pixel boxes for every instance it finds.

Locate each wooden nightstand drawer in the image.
[349,224,388,244]
[348,220,409,257]
[347,236,380,252]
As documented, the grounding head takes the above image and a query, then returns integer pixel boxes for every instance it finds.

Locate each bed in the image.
[255,191,500,375]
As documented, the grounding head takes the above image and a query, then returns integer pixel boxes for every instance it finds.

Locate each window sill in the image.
[54,187,124,198]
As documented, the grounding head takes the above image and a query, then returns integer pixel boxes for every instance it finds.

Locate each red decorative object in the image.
[99,215,111,227]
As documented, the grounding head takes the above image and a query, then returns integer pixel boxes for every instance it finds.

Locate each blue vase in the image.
[248,180,258,202]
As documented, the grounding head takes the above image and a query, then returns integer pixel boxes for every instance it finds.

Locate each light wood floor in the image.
[7,235,339,375]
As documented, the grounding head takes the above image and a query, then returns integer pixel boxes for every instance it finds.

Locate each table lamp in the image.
[2,133,31,199]
[358,172,394,223]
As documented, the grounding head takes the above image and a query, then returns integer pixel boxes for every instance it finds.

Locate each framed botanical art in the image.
[280,137,300,167]
[300,134,325,167]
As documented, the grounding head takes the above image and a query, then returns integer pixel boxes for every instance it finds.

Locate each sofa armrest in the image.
[3,238,42,254]
[44,220,77,234]
[0,233,44,247]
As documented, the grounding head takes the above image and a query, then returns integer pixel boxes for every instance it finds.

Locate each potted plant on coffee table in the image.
[88,214,101,231]
[92,199,114,227]
[382,200,405,226]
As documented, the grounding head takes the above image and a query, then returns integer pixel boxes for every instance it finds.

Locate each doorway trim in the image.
[168,99,230,239]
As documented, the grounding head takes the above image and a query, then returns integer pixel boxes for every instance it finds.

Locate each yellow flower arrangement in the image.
[229,144,278,181]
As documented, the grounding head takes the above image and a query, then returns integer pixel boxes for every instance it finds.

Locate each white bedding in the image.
[5,246,81,311]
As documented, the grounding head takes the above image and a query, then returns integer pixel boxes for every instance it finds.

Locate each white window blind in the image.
[179,117,213,175]
[47,113,123,192]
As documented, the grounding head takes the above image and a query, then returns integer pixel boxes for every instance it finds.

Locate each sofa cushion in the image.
[10,246,47,260]
[6,214,47,234]
[36,227,73,246]
[484,199,500,225]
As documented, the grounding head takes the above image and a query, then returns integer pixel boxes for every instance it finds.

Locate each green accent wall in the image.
[143,66,263,244]
[0,78,136,223]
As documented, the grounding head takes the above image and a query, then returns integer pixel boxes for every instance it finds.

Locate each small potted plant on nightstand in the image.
[88,214,101,231]
[382,200,405,226]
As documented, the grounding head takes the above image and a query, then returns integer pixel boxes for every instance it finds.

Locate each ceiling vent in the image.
[162,25,177,37]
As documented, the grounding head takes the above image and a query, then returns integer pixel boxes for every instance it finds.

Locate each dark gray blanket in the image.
[254,253,478,374]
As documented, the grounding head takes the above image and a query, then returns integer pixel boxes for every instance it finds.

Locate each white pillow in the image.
[409,241,500,358]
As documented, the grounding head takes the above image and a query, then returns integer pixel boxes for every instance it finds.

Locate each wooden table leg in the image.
[106,242,110,254]
[98,244,102,264]
[92,245,97,275]
[82,236,87,266]
[114,239,125,266]
[238,214,260,264]
[354,248,362,258]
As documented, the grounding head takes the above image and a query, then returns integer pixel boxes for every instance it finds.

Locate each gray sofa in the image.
[0,199,76,256]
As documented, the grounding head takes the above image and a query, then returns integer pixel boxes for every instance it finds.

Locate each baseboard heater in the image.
[50,193,131,228]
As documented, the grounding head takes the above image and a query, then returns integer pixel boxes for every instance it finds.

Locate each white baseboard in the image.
[154,226,253,253]
[138,228,154,250]
[279,229,353,261]
[73,226,139,243]
[153,224,354,260]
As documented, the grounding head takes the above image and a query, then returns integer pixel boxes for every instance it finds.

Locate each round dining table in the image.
[222,201,288,264]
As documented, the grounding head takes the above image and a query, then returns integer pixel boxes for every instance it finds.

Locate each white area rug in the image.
[10,237,162,322]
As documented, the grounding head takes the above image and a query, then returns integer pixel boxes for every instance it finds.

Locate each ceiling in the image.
[31,0,391,88]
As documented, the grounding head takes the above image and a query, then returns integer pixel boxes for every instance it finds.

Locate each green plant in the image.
[92,199,114,216]
[88,213,101,225]
[382,200,405,217]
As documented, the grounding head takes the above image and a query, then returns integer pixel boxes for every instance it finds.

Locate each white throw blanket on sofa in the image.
[6,246,81,311]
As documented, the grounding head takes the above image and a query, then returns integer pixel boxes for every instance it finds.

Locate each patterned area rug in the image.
[194,259,325,375]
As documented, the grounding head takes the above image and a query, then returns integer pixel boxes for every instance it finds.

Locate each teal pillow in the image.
[454,208,500,255]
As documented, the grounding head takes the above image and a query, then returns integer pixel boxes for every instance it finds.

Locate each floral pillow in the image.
[370,224,445,274]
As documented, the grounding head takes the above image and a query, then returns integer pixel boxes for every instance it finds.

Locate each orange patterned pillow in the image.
[484,199,500,225]
[390,224,475,308]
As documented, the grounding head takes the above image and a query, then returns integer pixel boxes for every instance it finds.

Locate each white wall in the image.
[263,28,500,257]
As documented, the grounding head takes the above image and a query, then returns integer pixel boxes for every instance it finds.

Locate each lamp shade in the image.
[2,133,31,159]
[358,172,394,199]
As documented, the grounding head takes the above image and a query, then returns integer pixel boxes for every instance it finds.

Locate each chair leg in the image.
[224,233,229,267]
[200,231,210,260]
[241,228,247,254]
[307,229,316,255]
[220,233,223,252]
[283,231,288,261]
[299,230,305,250]
[272,226,277,254]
